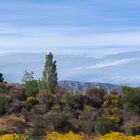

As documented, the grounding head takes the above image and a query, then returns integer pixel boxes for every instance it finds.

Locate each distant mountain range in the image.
[59,80,121,94]
[0,51,140,86]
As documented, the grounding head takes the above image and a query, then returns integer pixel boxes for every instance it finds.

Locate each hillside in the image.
[0,82,140,139]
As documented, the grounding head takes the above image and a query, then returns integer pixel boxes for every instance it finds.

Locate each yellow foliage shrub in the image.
[83,104,92,110]
[111,99,119,105]
[0,133,25,140]
[103,100,110,107]
[107,115,121,124]
[47,131,84,140]
[27,96,36,104]
[96,132,140,140]
[111,107,119,114]
[113,95,120,99]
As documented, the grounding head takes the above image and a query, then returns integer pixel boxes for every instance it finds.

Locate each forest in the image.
[0,53,140,140]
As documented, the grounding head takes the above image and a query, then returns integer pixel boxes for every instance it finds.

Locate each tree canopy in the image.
[42,52,58,93]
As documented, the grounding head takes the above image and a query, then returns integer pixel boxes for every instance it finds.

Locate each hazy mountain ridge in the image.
[59,80,121,94]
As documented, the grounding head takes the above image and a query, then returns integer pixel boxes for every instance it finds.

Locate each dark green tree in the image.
[42,52,58,93]
[0,73,4,83]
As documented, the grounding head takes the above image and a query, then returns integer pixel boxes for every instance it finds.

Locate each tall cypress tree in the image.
[42,53,58,93]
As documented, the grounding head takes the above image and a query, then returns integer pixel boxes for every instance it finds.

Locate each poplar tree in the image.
[42,53,58,93]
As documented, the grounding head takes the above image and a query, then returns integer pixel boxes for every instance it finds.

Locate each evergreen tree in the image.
[0,73,4,83]
[42,52,58,93]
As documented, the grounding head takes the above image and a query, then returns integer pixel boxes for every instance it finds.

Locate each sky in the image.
[0,0,140,57]
[1,0,140,85]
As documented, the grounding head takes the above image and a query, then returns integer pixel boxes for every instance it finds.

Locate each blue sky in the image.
[0,0,140,56]
[1,0,140,84]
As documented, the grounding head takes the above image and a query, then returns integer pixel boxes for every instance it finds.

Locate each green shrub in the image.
[44,111,71,133]
[24,80,39,97]
[0,95,11,115]
[78,107,97,134]
[8,99,23,113]
[84,87,106,108]
[30,115,46,136]
[122,86,140,113]
[37,92,55,111]
[64,94,84,111]
[95,117,119,135]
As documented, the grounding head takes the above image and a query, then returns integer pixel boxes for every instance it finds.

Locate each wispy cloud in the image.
[1,25,140,56]
[76,58,140,70]
[0,0,140,55]
[1,29,140,49]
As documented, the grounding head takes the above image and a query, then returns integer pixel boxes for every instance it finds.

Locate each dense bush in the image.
[84,87,105,108]
[24,80,39,97]
[0,94,11,115]
[29,115,47,136]
[78,106,97,134]
[37,92,55,111]
[95,117,119,135]
[0,82,140,138]
[122,114,140,135]
[44,111,71,133]
[122,86,140,113]
[64,94,84,111]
